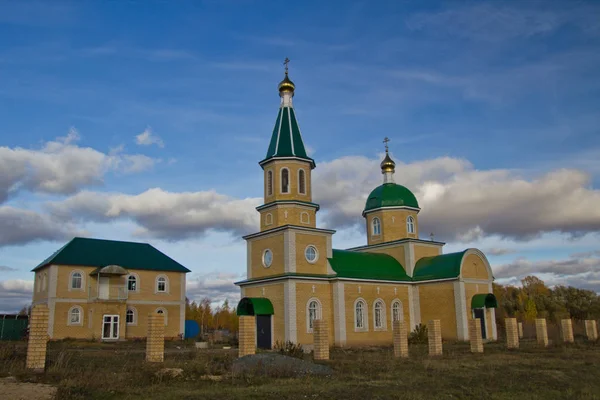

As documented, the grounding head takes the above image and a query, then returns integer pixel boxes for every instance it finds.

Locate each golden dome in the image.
[380,151,396,173]
[278,72,295,94]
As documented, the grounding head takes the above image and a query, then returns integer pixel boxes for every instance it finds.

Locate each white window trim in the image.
[280,167,290,194]
[262,249,273,268]
[265,213,273,226]
[304,245,319,264]
[373,298,387,331]
[300,211,310,224]
[68,305,84,326]
[69,270,85,292]
[372,217,381,236]
[391,299,404,325]
[267,170,273,196]
[298,168,306,195]
[155,274,169,294]
[126,307,138,326]
[407,216,415,234]
[155,307,168,326]
[354,298,368,332]
[127,273,140,293]
[306,297,322,334]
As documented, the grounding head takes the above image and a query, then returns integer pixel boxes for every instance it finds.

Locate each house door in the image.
[256,315,272,349]
[102,315,119,340]
[473,308,487,339]
[99,277,109,299]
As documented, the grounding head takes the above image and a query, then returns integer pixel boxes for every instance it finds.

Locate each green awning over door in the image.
[236,297,275,316]
[471,293,498,309]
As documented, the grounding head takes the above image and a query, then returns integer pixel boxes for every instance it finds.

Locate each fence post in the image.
[561,319,574,343]
[469,319,483,353]
[505,318,519,349]
[313,319,330,361]
[238,316,256,357]
[427,320,442,356]
[26,304,49,372]
[535,318,548,347]
[393,320,409,358]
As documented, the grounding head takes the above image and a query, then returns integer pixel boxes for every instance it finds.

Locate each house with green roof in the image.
[32,237,190,341]
[235,64,497,348]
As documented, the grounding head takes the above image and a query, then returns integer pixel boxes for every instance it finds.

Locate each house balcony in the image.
[88,285,128,302]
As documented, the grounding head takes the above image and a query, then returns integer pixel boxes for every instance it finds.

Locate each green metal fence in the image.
[0,315,28,340]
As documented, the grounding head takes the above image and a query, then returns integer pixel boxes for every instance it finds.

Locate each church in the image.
[235,62,497,348]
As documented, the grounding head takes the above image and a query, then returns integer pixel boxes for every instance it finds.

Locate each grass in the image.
[1,339,599,399]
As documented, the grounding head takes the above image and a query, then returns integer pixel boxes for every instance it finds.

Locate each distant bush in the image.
[274,340,304,359]
[408,324,428,344]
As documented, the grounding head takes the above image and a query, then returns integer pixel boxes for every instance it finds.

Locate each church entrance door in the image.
[256,315,272,349]
[473,308,486,339]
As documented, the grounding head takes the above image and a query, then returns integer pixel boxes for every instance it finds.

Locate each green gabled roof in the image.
[412,250,467,281]
[328,249,411,281]
[236,297,275,316]
[363,183,420,214]
[262,106,315,168]
[32,237,190,273]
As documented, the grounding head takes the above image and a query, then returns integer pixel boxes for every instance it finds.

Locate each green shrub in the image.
[408,323,428,344]
[274,340,304,359]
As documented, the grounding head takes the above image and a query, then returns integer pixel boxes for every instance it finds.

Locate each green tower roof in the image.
[363,183,420,214]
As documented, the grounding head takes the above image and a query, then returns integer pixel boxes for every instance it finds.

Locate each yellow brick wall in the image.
[260,206,317,230]
[125,270,184,302]
[125,304,182,339]
[243,283,285,344]
[343,283,410,346]
[413,244,442,262]
[55,265,96,299]
[295,282,334,345]
[32,266,50,303]
[418,282,457,340]
[250,233,285,278]
[461,254,491,280]
[263,160,313,203]
[295,233,329,275]
[366,209,419,245]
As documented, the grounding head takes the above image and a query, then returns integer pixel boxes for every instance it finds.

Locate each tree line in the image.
[185,297,239,334]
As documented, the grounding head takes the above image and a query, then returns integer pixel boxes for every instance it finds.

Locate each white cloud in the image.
[186,271,244,306]
[135,127,164,148]
[0,279,33,313]
[0,265,18,272]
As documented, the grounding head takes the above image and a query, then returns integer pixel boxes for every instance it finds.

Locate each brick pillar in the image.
[561,319,574,343]
[313,319,329,361]
[469,319,483,353]
[517,322,523,339]
[505,318,519,349]
[146,313,165,362]
[585,320,598,341]
[238,316,256,358]
[392,320,409,358]
[535,318,548,347]
[427,320,442,356]
[26,304,49,371]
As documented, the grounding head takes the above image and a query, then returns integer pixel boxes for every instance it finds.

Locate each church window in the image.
[281,168,290,193]
[265,213,273,225]
[68,306,83,325]
[263,249,273,268]
[407,216,415,234]
[354,299,367,331]
[127,274,138,291]
[70,271,83,290]
[374,299,385,330]
[306,299,321,333]
[305,245,318,263]
[267,170,273,196]
[392,300,404,323]
[372,217,381,236]
[300,212,310,224]
[298,169,306,194]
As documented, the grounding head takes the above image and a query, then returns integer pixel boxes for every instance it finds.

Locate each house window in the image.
[372,217,381,236]
[305,245,318,263]
[126,308,136,325]
[281,168,289,193]
[70,271,83,290]
[127,275,138,291]
[407,216,415,234]
[156,308,168,325]
[68,306,83,325]
[392,300,403,324]
[267,170,273,196]
[307,299,321,333]
[298,169,306,194]
[374,300,385,330]
[156,275,168,293]
[355,299,367,330]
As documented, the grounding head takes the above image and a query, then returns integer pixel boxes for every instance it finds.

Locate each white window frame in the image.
[391,299,404,325]
[304,245,319,264]
[300,211,310,224]
[298,168,306,195]
[68,305,83,326]
[267,170,273,196]
[155,274,169,294]
[127,273,139,292]
[69,270,84,291]
[280,167,290,194]
[306,298,322,333]
[372,217,381,236]
[155,307,168,326]
[373,299,386,331]
[407,216,415,234]
[354,298,368,332]
[126,307,137,326]
[265,213,273,226]
[262,249,273,268]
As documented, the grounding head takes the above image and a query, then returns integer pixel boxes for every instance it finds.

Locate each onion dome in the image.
[278,72,295,95]
[363,184,420,215]
[380,151,396,173]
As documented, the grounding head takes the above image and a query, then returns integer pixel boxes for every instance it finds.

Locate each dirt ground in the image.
[0,377,56,400]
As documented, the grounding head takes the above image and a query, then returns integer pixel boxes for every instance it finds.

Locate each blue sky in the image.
[1,0,600,311]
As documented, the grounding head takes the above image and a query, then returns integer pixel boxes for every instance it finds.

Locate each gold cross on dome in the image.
[283,57,290,74]
[383,137,390,152]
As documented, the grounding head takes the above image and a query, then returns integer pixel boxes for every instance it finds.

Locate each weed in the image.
[408,323,428,344]
[274,340,304,359]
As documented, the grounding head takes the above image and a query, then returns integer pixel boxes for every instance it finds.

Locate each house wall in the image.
[464,282,493,336]
[413,244,442,262]
[417,281,458,340]
[32,266,50,303]
[360,245,407,272]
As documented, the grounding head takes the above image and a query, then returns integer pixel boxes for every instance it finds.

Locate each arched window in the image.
[267,170,273,196]
[374,299,386,330]
[68,306,83,325]
[156,307,168,325]
[407,216,415,234]
[265,213,273,226]
[298,169,306,194]
[281,168,289,193]
[300,212,310,224]
[391,300,404,324]
[127,274,138,292]
[372,217,381,236]
[354,299,367,331]
[126,307,137,325]
[70,271,82,290]
[306,298,321,333]
[156,275,169,293]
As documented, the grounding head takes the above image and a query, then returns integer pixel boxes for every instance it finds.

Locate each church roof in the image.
[363,183,420,215]
[32,237,190,273]
[328,249,411,281]
[412,250,467,281]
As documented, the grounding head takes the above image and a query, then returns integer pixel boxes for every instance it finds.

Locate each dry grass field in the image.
[1,339,599,400]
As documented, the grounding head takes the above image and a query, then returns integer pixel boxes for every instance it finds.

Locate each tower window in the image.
[372,217,381,236]
[267,170,273,196]
[298,169,306,194]
[407,216,415,234]
[281,168,289,193]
